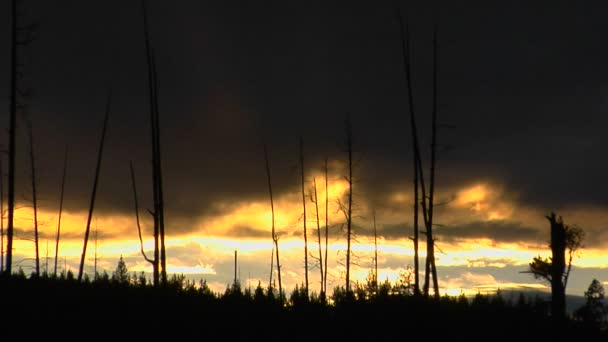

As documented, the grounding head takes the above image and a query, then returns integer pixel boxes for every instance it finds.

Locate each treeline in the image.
[1,271,605,340]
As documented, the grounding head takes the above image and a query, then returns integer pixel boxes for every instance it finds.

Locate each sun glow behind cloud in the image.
[4,179,607,296]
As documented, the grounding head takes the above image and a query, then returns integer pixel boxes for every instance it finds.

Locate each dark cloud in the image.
[0,0,606,238]
[438,220,543,244]
[224,225,269,239]
[375,220,543,244]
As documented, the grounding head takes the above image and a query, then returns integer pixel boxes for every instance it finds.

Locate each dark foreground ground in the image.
[0,273,605,340]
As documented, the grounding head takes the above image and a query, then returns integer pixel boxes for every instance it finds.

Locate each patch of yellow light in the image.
[451,183,514,221]
[456,184,488,208]
[389,191,408,204]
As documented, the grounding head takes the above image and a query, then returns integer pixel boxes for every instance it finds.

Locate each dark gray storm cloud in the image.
[0,0,606,236]
[372,220,542,244]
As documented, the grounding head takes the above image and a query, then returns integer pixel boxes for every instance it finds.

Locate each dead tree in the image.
[27,120,40,276]
[549,213,567,321]
[130,161,154,277]
[425,26,440,298]
[6,0,18,275]
[312,177,324,297]
[141,0,166,285]
[264,144,282,304]
[396,10,440,298]
[323,158,329,295]
[53,146,68,276]
[77,93,111,282]
[344,115,354,292]
[373,210,378,293]
[1,159,4,272]
[396,11,420,296]
[299,137,309,296]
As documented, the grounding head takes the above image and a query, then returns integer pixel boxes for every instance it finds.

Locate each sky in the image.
[0,0,606,297]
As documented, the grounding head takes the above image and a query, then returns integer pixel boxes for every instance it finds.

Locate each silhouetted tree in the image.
[312,177,323,298]
[299,137,309,297]
[141,0,167,286]
[341,114,354,292]
[53,145,68,276]
[129,161,155,277]
[264,144,283,304]
[112,255,129,284]
[0,159,3,272]
[396,9,421,296]
[27,120,40,276]
[574,279,607,329]
[526,213,584,321]
[77,93,111,281]
[6,0,18,276]
[323,158,329,296]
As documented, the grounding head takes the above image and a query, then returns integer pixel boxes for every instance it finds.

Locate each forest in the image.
[2,0,608,338]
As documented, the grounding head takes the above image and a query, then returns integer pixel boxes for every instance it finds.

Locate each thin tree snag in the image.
[54,145,68,276]
[299,137,309,296]
[130,161,153,265]
[77,93,111,282]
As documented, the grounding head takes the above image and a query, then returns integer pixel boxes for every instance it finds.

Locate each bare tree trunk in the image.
[53,146,68,276]
[313,178,323,298]
[141,0,161,286]
[548,213,566,321]
[27,121,40,276]
[130,161,154,267]
[152,55,167,285]
[234,250,237,287]
[77,93,111,282]
[269,245,274,289]
[345,115,353,293]
[6,0,18,276]
[264,144,282,304]
[1,159,4,272]
[299,137,309,296]
[373,210,378,293]
[396,10,420,296]
[323,158,329,295]
[93,224,98,279]
[426,26,440,298]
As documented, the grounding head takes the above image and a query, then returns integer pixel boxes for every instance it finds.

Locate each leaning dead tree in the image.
[312,178,323,298]
[299,137,309,296]
[323,158,329,295]
[264,143,282,303]
[27,120,40,276]
[141,0,167,285]
[53,146,68,276]
[77,93,111,281]
[397,11,421,295]
[130,161,155,274]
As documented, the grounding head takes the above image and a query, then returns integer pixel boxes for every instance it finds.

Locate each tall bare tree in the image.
[373,210,378,293]
[27,120,40,275]
[141,0,166,285]
[1,159,4,272]
[53,146,68,276]
[264,144,282,303]
[312,177,323,297]
[396,10,420,296]
[424,26,440,298]
[323,158,329,295]
[299,137,309,296]
[6,0,18,275]
[77,93,111,281]
[344,115,353,292]
[396,10,440,298]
